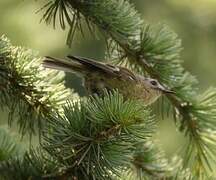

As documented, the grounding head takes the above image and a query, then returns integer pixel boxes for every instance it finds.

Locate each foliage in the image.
[1,91,176,180]
[0,35,72,136]
[0,0,215,179]
[0,148,58,180]
[42,91,156,179]
[40,0,216,178]
[0,128,24,162]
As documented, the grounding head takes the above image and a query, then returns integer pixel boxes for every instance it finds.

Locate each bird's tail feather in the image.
[43,56,85,75]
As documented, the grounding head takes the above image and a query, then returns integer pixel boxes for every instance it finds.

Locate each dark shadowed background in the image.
[0,0,216,163]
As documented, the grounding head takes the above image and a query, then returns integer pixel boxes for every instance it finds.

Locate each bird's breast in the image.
[84,75,161,105]
[124,84,161,105]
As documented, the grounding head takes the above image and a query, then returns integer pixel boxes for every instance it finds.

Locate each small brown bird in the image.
[43,55,173,105]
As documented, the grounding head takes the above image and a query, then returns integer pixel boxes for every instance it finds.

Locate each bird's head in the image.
[143,78,174,94]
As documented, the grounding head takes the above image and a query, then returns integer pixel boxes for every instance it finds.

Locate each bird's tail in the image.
[42,56,86,75]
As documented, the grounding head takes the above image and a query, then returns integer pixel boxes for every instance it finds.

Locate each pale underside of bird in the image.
[43,55,173,105]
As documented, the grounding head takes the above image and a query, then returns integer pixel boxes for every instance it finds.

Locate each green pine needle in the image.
[0,128,24,162]
[42,91,156,179]
[120,142,193,180]
[0,35,73,136]
[32,0,216,178]
[179,88,216,177]
[0,148,58,180]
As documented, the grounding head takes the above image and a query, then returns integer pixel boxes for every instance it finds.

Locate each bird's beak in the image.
[158,84,175,94]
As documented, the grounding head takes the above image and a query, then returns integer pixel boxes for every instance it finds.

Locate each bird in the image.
[42,55,173,105]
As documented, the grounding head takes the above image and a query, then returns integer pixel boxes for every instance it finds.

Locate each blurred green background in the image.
[0,0,216,159]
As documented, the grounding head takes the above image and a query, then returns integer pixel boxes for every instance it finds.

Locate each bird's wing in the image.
[43,55,137,80]
[67,55,121,75]
[117,66,138,81]
[67,55,137,81]
[43,56,85,75]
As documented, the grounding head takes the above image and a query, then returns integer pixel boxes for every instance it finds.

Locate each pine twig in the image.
[39,0,216,177]
[0,35,73,136]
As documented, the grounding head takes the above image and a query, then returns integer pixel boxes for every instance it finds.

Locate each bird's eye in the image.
[150,80,158,86]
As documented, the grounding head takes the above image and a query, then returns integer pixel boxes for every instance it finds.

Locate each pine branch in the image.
[179,88,216,177]
[0,91,196,179]
[124,142,176,179]
[120,142,193,180]
[42,91,156,179]
[0,91,158,179]
[0,127,24,162]
[0,35,73,136]
[0,148,59,180]
[39,0,216,177]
